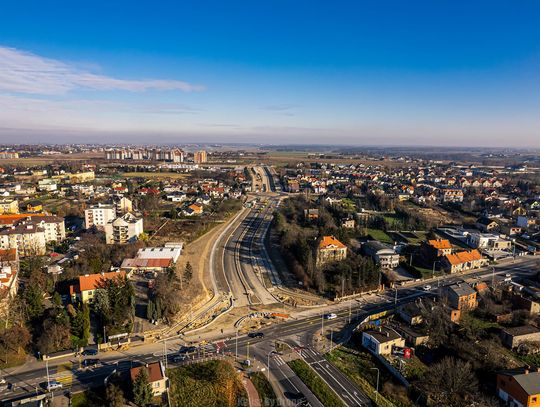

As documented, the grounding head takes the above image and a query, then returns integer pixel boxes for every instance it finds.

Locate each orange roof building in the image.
[428,239,452,250]
[0,213,46,227]
[72,270,127,303]
[422,238,453,259]
[317,235,347,267]
[319,235,346,250]
[443,250,488,273]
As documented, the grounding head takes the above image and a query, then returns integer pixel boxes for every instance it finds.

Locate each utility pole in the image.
[330,328,333,351]
[246,341,250,361]
[46,360,50,387]
[164,339,168,370]
[321,313,324,337]
[394,288,398,306]
[267,352,272,380]
[409,253,413,267]
[348,302,352,323]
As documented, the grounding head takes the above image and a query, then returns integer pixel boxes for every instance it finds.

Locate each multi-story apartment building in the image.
[105,213,144,244]
[194,150,208,164]
[0,151,19,159]
[85,204,116,229]
[0,199,19,215]
[112,196,133,215]
[0,223,47,256]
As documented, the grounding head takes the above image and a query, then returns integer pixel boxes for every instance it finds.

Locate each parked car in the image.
[172,354,187,362]
[324,313,337,320]
[248,332,264,339]
[423,285,432,291]
[81,348,98,356]
[46,381,63,391]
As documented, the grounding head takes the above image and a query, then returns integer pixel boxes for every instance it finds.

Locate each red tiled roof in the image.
[78,271,126,292]
[445,250,483,265]
[0,213,45,226]
[130,362,164,383]
[122,258,172,268]
[319,235,346,250]
[0,248,17,262]
[428,239,452,250]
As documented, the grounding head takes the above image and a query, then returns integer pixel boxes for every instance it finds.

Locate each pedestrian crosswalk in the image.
[273,355,286,367]
[54,363,73,386]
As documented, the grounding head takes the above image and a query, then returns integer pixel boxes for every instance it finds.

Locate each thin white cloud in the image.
[0,46,205,94]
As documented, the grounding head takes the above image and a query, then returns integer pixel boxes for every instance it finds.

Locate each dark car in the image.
[179,346,197,354]
[81,348,98,356]
[82,359,100,368]
[172,354,187,363]
[248,332,264,339]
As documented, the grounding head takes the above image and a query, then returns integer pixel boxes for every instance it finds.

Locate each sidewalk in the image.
[242,376,261,407]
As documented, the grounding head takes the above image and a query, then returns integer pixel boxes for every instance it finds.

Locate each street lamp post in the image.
[432,260,440,279]
[267,351,273,380]
[370,367,380,402]
[235,329,238,361]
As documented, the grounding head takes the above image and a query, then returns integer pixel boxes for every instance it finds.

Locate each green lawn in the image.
[366,228,393,244]
[250,372,278,407]
[71,391,104,407]
[288,359,346,407]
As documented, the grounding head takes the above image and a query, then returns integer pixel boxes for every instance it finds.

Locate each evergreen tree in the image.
[133,368,153,406]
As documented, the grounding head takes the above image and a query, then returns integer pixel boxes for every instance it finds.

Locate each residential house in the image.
[363,241,399,269]
[497,367,540,407]
[37,179,58,192]
[71,270,127,303]
[341,217,356,229]
[441,283,478,311]
[130,362,168,397]
[316,235,347,267]
[500,326,540,349]
[476,217,500,233]
[362,327,406,356]
[184,203,203,216]
[441,188,464,203]
[304,209,319,221]
[85,204,116,229]
[25,201,43,213]
[421,239,453,260]
[104,213,144,244]
[443,249,488,273]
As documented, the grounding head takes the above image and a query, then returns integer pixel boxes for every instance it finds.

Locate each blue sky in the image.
[0,0,539,147]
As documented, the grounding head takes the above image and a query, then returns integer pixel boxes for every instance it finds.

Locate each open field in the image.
[121,171,190,179]
[257,151,421,168]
